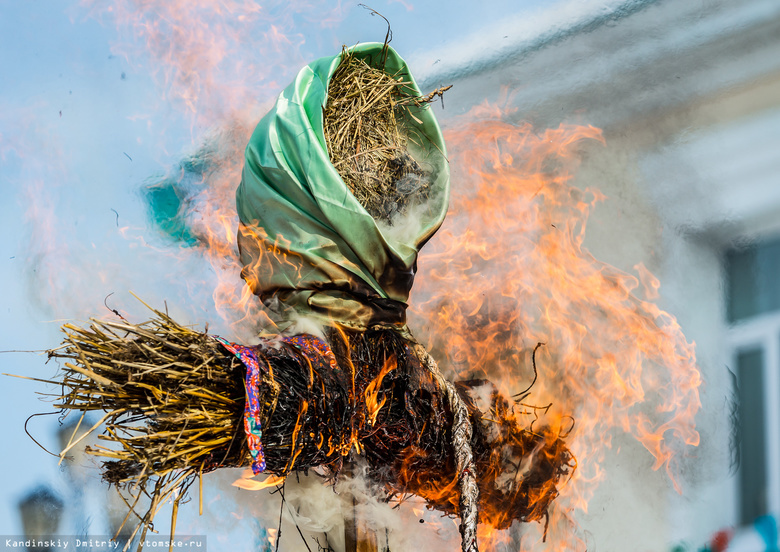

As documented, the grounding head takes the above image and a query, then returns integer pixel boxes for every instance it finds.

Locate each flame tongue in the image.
[410,115,701,546]
[364,356,397,427]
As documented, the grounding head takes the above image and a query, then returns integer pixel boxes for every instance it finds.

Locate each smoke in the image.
[182,469,461,552]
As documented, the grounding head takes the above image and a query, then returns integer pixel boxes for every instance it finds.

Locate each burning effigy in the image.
[47,43,574,552]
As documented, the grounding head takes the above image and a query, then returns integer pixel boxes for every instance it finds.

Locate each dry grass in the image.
[324,48,445,222]
[51,303,246,549]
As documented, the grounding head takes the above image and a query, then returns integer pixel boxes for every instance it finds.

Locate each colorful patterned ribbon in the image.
[215,336,267,474]
[281,334,339,372]
[215,334,339,475]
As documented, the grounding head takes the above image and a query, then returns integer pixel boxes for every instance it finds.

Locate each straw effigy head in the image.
[324,46,447,223]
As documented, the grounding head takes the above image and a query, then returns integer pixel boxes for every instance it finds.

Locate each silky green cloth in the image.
[236,43,449,330]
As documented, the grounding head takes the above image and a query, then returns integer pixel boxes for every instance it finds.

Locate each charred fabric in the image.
[48,44,575,552]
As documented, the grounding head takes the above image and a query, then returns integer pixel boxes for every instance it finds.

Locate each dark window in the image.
[726,237,780,323]
[737,347,767,525]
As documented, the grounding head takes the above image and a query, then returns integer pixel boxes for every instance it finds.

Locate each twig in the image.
[24,412,61,458]
[513,342,545,402]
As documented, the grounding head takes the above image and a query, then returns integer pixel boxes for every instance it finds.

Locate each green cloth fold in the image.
[236,43,449,330]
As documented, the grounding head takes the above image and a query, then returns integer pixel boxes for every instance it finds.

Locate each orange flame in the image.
[77,0,349,341]
[363,356,397,427]
[80,0,322,125]
[233,469,286,491]
[408,108,701,548]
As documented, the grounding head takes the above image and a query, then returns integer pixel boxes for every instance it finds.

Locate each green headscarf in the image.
[236,43,449,330]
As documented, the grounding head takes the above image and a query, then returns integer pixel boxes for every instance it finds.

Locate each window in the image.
[726,236,780,525]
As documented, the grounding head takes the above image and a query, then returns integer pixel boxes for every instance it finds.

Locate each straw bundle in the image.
[324,47,446,222]
[49,308,573,550]
[53,307,247,543]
